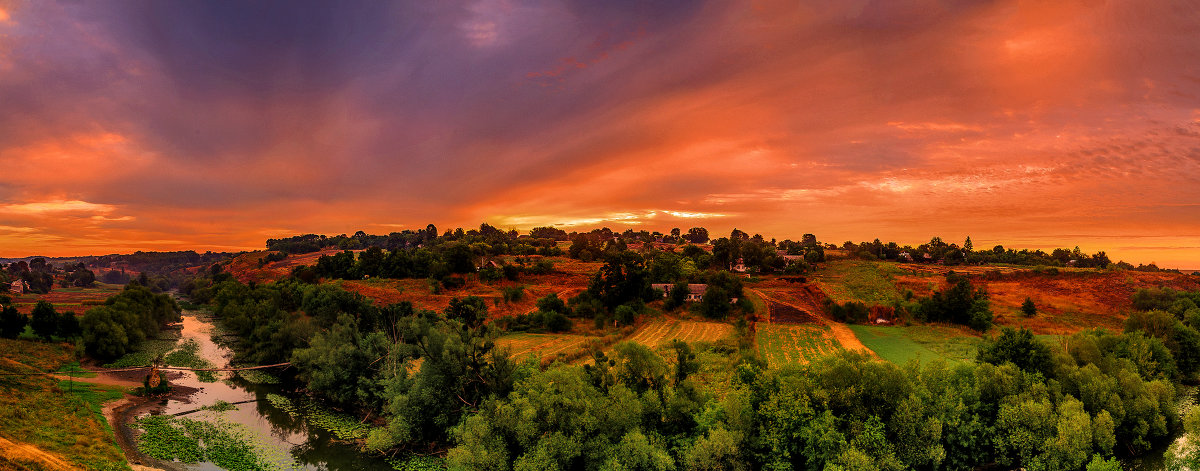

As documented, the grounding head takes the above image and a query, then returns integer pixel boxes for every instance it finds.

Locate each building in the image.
[733,258,747,273]
[651,283,708,302]
[9,279,27,294]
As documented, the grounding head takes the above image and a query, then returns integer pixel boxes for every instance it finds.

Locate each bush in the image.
[441,276,466,290]
[827,300,869,324]
[1021,297,1037,317]
[615,304,637,326]
[501,286,525,303]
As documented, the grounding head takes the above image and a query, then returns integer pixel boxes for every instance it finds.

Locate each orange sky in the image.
[1,0,1199,268]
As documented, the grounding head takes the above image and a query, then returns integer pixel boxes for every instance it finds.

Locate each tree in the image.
[536,293,569,316]
[976,327,1053,377]
[30,300,58,340]
[0,304,28,338]
[963,236,973,253]
[445,296,488,329]
[56,311,81,339]
[1021,297,1037,317]
[684,227,710,244]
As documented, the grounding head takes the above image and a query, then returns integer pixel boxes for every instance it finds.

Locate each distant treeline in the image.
[90,250,232,275]
[838,236,1181,272]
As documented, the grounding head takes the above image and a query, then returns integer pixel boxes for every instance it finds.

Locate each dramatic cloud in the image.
[1,0,1199,267]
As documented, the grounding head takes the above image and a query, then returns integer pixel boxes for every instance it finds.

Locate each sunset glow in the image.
[1,1,1198,267]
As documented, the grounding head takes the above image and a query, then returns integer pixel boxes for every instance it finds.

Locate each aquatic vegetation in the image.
[236,369,281,384]
[134,414,280,471]
[201,400,238,412]
[102,339,176,368]
[163,338,217,382]
[389,455,447,471]
[266,393,298,417]
[302,402,370,441]
[264,393,369,441]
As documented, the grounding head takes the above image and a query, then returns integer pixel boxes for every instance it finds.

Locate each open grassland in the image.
[0,338,130,470]
[812,260,904,304]
[9,284,123,315]
[756,324,840,368]
[847,325,982,365]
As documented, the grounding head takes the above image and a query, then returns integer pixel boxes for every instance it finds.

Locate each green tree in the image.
[446,296,489,329]
[30,300,58,340]
[1022,297,1037,317]
[56,311,81,339]
[977,328,1053,377]
[0,304,28,338]
[291,314,388,407]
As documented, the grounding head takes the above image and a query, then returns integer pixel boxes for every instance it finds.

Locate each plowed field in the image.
[625,320,734,348]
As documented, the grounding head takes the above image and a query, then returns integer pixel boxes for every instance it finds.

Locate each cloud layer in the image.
[1,0,1199,266]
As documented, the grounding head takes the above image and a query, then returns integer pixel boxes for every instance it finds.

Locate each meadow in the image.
[811,260,905,304]
[847,324,983,365]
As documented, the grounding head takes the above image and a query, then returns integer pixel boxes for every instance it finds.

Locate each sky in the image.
[1,0,1199,267]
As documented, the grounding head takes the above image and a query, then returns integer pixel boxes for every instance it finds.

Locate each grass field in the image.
[756,324,840,368]
[847,325,982,365]
[813,260,904,305]
[0,338,130,470]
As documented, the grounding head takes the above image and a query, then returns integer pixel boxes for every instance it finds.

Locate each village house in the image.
[9,279,27,294]
[733,257,747,273]
[651,283,708,302]
[897,252,914,262]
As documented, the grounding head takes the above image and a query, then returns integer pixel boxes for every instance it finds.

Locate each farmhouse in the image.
[651,283,708,301]
[9,279,27,294]
[733,258,747,273]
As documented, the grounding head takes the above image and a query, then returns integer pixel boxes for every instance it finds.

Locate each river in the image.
[133,311,393,471]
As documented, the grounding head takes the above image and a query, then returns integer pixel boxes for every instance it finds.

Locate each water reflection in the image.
[137,312,392,471]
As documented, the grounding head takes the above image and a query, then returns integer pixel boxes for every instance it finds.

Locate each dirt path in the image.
[750,288,872,355]
[51,372,142,388]
[0,436,80,471]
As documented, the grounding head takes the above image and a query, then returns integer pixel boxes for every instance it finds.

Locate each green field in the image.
[757,324,840,368]
[848,325,982,365]
[813,260,904,304]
